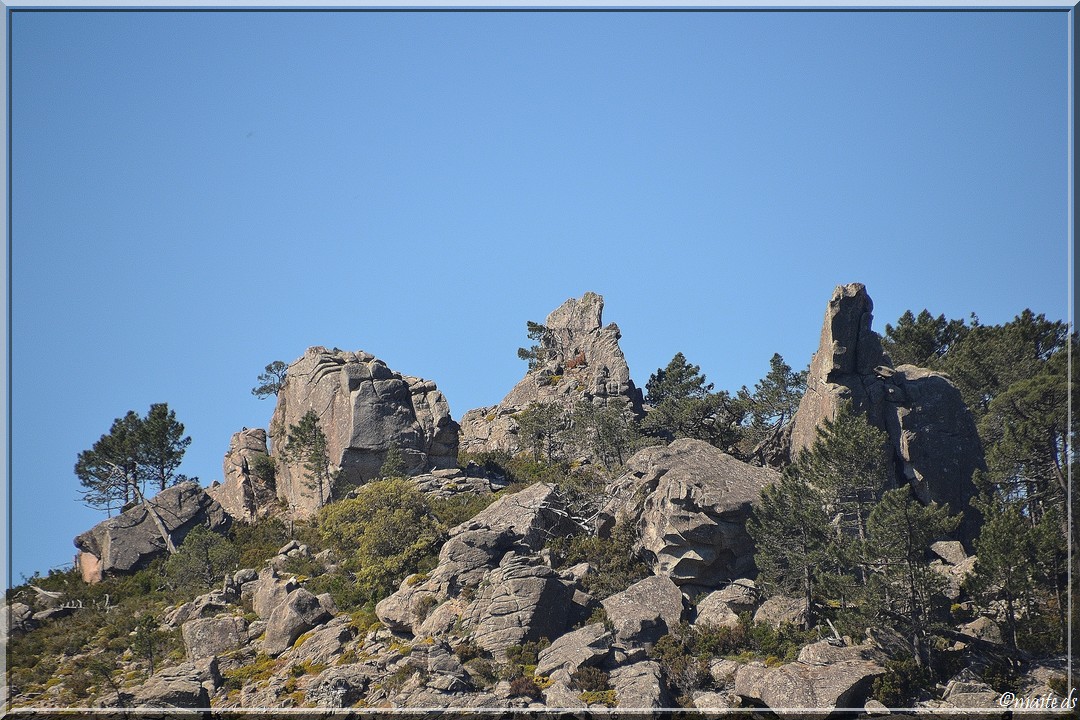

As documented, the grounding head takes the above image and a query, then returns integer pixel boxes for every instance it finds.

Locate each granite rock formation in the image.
[459,292,643,456]
[789,283,984,541]
[268,347,459,517]
[601,438,780,592]
[73,481,230,583]
[207,428,277,522]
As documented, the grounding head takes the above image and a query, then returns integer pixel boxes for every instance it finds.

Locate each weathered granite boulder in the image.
[459,292,644,456]
[132,662,212,708]
[207,428,277,522]
[695,580,759,628]
[535,622,613,679]
[931,540,968,566]
[268,346,459,517]
[164,590,233,629]
[376,483,576,634]
[601,439,780,588]
[286,615,353,667]
[461,552,574,657]
[601,575,685,646]
[181,615,247,660]
[734,641,886,719]
[250,566,299,620]
[262,587,332,657]
[73,482,230,583]
[753,595,808,629]
[611,661,671,709]
[789,283,984,543]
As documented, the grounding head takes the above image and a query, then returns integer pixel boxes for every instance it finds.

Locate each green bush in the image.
[569,665,611,692]
[547,522,649,600]
[165,525,239,592]
[429,493,496,529]
[316,478,444,604]
[871,657,930,707]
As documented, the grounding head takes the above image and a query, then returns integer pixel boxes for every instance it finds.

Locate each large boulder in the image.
[535,622,613,679]
[73,482,230,583]
[788,283,984,543]
[460,552,575,657]
[268,346,459,517]
[601,575,685,646]
[262,587,332,657]
[181,615,247,661]
[459,292,644,456]
[601,439,780,589]
[207,428,277,522]
[132,662,212,708]
[733,641,886,720]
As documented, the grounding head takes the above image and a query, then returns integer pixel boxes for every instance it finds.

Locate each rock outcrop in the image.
[207,428,277,522]
[375,482,580,652]
[734,641,887,719]
[789,283,985,542]
[73,482,230,583]
[268,347,459,517]
[601,438,780,591]
[459,292,643,456]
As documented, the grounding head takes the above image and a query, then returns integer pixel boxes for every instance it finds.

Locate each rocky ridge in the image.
[27,285,1062,716]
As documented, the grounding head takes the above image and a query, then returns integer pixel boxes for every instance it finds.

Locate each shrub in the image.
[453,639,485,663]
[547,522,649,600]
[569,665,611,693]
[871,657,930,707]
[509,675,542,698]
[315,478,444,603]
[164,525,239,593]
[580,689,617,707]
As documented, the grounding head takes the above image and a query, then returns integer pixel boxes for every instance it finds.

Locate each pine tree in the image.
[137,403,192,494]
[864,487,958,667]
[792,402,892,584]
[642,352,745,451]
[283,410,336,503]
[748,470,832,630]
[739,353,807,453]
[251,360,288,398]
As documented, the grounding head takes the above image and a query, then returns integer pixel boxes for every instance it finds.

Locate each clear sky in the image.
[8,8,1071,585]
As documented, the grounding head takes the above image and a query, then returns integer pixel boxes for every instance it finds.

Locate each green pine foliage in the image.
[164,524,240,593]
[251,360,288,399]
[283,410,338,503]
[747,470,831,629]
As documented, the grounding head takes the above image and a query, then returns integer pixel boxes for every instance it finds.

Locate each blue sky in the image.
[8,9,1071,584]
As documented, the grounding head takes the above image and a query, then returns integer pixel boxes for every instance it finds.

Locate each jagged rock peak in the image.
[459,292,643,455]
[268,346,459,519]
[810,282,886,379]
[789,283,985,543]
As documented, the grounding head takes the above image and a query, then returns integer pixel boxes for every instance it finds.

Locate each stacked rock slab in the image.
[73,482,230,583]
[268,347,459,518]
[789,283,984,542]
[459,292,644,455]
[207,428,277,522]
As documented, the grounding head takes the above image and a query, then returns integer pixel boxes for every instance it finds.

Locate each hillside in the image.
[3,284,1073,716]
